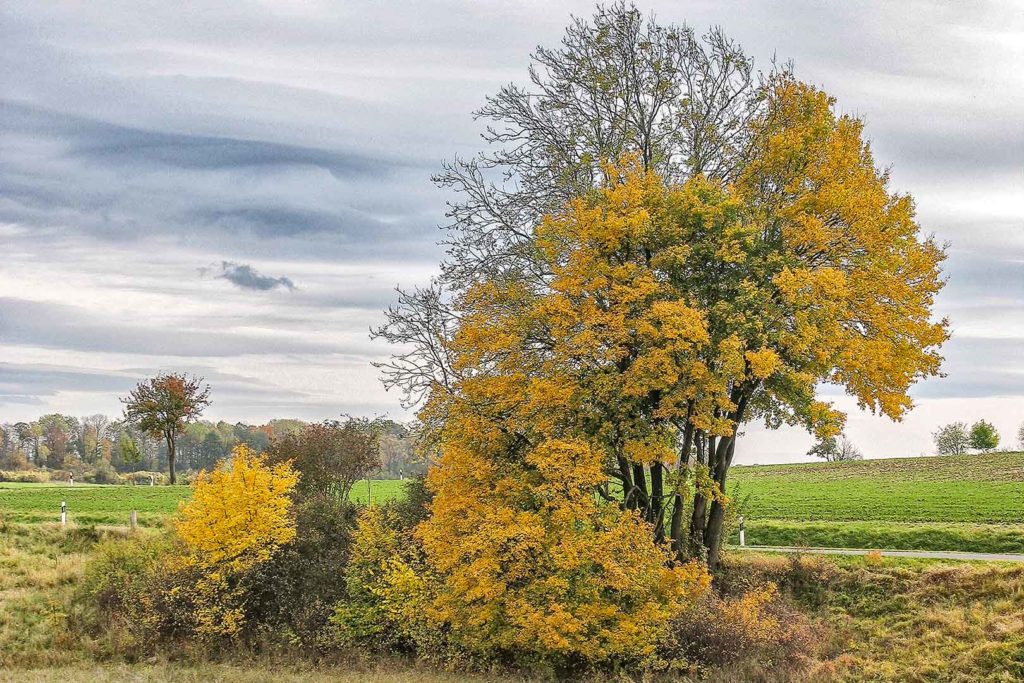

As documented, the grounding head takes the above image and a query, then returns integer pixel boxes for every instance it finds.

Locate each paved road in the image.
[733,545,1024,562]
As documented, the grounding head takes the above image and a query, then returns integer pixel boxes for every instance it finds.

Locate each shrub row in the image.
[0,468,169,486]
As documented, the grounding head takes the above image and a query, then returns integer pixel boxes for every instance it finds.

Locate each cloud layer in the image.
[0,0,1021,460]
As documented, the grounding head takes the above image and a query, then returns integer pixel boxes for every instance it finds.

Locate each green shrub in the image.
[89,462,124,485]
[241,495,358,650]
[75,532,178,653]
[122,471,166,486]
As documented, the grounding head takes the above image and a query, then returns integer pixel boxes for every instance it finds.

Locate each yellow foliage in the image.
[745,348,782,380]
[393,75,947,664]
[171,444,298,638]
[416,427,711,663]
[333,506,431,643]
[176,444,298,573]
[719,583,781,643]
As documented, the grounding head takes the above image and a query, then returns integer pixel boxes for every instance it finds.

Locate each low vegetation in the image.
[5,521,1024,682]
[722,553,1024,682]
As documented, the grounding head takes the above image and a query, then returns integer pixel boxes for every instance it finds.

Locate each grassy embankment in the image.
[0,523,515,682]
[722,551,1024,682]
[729,451,1024,553]
[2,523,1022,682]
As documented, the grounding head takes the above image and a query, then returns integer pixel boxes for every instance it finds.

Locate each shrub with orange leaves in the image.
[334,397,713,668]
[666,582,816,669]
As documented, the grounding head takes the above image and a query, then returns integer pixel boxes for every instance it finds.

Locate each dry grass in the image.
[724,551,1024,682]
[0,663,520,683]
[0,524,97,668]
[6,522,1024,681]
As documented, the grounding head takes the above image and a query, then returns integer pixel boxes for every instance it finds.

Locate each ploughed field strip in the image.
[729,452,1024,553]
[736,546,1024,562]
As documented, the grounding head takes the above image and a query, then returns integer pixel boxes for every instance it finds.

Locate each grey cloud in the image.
[216,261,296,292]
[2,101,403,178]
[910,336,1024,399]
[0,362,325,412]
[0,364,134,409]
[193,206,369,239]
[0,298,337,357]
[0,364,131,396]
[0,102,441,257]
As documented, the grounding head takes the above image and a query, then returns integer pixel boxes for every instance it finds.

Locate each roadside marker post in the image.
[739,515,746,547]
[60,501,67,528]
[130,510,138,531]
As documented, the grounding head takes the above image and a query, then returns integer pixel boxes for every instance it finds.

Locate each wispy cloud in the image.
[0,0,1021,457]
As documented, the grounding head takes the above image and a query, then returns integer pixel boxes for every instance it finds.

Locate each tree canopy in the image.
[969,420,999,452]
[121,373,211,484]
[376,3,947,567]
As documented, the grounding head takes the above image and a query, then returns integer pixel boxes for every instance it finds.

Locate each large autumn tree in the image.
[121,373,211,484]
[376,3,947,569]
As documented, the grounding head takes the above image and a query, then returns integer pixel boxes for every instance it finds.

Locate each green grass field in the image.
[728,451,1024,552]
[729,451,1024,523]
[0,479,408,527]
[5,453,1024,552]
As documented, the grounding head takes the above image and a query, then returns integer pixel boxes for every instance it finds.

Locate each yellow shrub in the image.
[171,444,299,638]
[333,506,441,653]
[176,444,298,572]
[413,432,711,666]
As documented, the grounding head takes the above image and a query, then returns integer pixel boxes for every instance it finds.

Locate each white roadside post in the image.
[739,515,746,547]
[130,510,138,531]
[60,501,67,528]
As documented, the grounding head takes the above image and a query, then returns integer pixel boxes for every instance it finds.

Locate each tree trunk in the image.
[704,436,737,569]
[669,417,694,557]
[649,463,664,540]
[632,462,648,513]
[617,454,635,509]
[704,391,749,569]
[669,493,685,555]
[688,434,714,556]
[166,430,176,485]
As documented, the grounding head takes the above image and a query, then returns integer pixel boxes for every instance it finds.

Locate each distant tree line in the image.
[0,413,422,480]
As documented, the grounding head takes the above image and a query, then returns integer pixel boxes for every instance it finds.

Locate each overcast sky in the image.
[1,1,1021,462]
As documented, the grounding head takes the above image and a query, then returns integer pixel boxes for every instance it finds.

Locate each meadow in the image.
[0,479,407,528]
[5,453,1024,554]
[3,455,1024,681]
